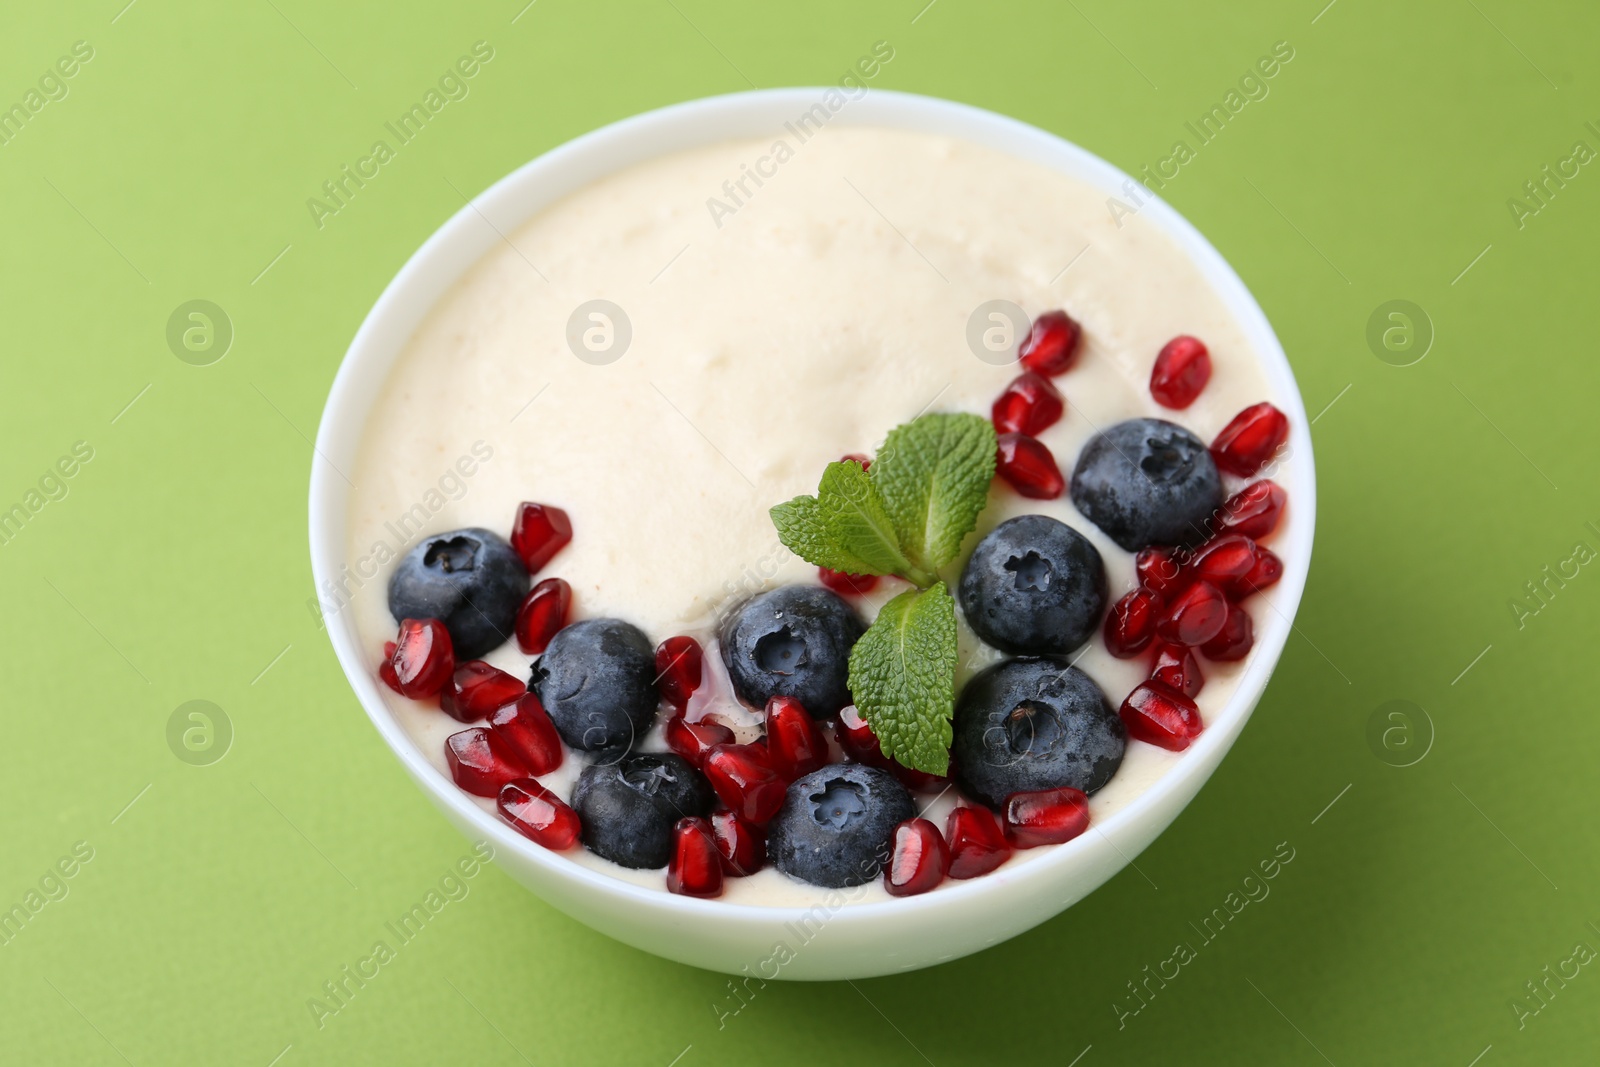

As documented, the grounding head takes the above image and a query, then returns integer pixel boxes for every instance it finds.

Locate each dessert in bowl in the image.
[309,88,1314,979]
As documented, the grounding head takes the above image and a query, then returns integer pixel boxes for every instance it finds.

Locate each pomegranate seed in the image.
[1135,546,1187,596]
[1104,588,1162,658]
[510,502,572,573]
[884,818,949,897]
[703,744,787,824]
[654,636,704,711]
[764,696,828,780]
[1003,787,1090,848]
[1211,402,1289,477]
[445,728,528,796]
[991,371,1065,436]
[497,778,580,849]
[1201,603,1255,661]
[841,453,872,471]
[710,809,766,876]
[515,577,571,655]
[996,433,1065,499]
[665,712,733,767]
[391,619,454,699]
[945,806,1012,879]
[1232,546,1283,599]
[1217,480,1286,540]
[895,761,952,793]
[378,641,401,694]
[1150,643,1204,698]
[667,817,724,898]
[1149,335,1213,409]
[818,567,880,596]
[1193,535,1258,589]
[1120,681,1203,751]
[1157,580,1228,647]
[489,693,564,775]
[439,660,525,722]
[1018,310,1082,376]
[837,705,890,768]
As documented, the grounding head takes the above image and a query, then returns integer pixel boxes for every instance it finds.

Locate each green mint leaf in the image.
[871,413,997,574]
[815,461,929,585]
[847,582,957,774]
[769,493,890,577]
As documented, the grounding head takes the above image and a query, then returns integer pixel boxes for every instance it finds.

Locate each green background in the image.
[2,0,1595,1063]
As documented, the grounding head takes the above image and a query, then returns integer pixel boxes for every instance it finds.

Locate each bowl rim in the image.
[309,86,1317,923]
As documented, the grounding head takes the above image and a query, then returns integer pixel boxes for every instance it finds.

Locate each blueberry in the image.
[571,752,713,869]
[767,764,915,888]
[531,618,658,753]
[387,528,529,659]
[952,657,1125,809]
[958,515,1107,655]
[1069,418,1223,550]
[720,585,865,718]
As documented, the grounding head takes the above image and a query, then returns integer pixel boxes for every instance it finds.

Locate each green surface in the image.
[1,0,1594,1063]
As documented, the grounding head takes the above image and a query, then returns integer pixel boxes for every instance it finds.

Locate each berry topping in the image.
[818,567,880,596]
[1193,535,1259,589]
[710,809,766,876]
[945,806,1012,879]
[515,577,571,655]
[440,660,525,722]
[378,640,401,694]
[1150,643,1204,698]
[1200,602,1254,661]
[1157,580,1228,647]
[764,696,828,780]
[1018,309,1083,376]
[958,515,1108,656]
[1104,588,1162,658]
[667,818,725,898]
[390,618,455,699]
[952,658,1125,809]
[768,765,915,888]
[497,778,580,850]
[1003,787,1090,848]
[1216,480,1286,540]
[840,453,872,470]
[1149,335,1212,409]
[1211,403,1289,477]
[995,433,1066,499]
[883,818,949,897]
[489,693,564,776]
[1135,546,1187,597]
[510,502,572,574]
[653,636,704,711]
[991,372,1065,436]
[702,744,788,824]
[720,585,865,718]
[1070,418,1223,551]
[571,752,713,869]
[664,713,734,769]
[388,529,528,660]
[837,704,890,768]
[445,728,528,797]
[530,618,659,754]
[1232,546,1284,599]
[1119,681,1203,751]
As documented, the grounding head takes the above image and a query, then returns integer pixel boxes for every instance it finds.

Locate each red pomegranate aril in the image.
[991,371,1065,436]
[1018,309,1083,376]
[445,727,528,796]
[1217,480,1286,540]
[996,433,1065,499]
[884,818,949,897]
[841,453,872,471]
[391,618,455,699]
[895,761,952,793]
[1157,580,1228,647]
[1231,547,1284,599]
[489,693,564,775]
[764,696,828,780]
[1104,588,1162,658]
[710,809,766,876]
[945,806,1012,879]
[439,660,525,722]
[378,641,401,694]
[667,817,724,898]
[1135,546,1187,596]
[515,577,571,655]
[510,502,572,573]
[818,567,880,596]
[654,635,704,711]
[1003,787,1090,848]
[1201,603,1254,661]
[1150,643,1204,698]
[1211,402,1290,477]
[1193,535,1258,589]
[497,778,580,850]
[703,744,787,824]
[1149,335,1213,409]
[837,705,890,767]
[1120,681,1203,751]
[664,713,734,769]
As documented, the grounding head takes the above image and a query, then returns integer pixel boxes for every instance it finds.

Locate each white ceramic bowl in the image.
[309,88,1315,981]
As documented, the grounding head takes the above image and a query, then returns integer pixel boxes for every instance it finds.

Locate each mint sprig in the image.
[768,413,997,773]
